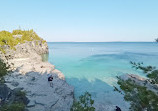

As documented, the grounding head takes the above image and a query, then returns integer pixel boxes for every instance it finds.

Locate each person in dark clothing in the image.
[48,75,53,87]
[115,106,121,111]
[0,96,2,104]
[0,96,4,104]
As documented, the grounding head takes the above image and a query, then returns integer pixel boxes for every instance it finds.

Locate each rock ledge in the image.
[0,41,74,111]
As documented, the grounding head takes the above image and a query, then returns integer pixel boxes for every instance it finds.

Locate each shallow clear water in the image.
[48,42,158,110]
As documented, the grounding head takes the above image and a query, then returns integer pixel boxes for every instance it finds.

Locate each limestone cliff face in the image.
[0,40,74,111]
[0,40,48,61]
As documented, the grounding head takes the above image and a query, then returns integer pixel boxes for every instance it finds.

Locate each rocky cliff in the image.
[0,40,48,61]
[0,40,74,111]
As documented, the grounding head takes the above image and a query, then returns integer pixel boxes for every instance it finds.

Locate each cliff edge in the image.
[0,32,74,111]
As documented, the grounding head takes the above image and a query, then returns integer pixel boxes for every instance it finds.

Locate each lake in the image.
[48,42,158,110]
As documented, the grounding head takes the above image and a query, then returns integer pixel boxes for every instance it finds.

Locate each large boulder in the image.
[0,83,11,102]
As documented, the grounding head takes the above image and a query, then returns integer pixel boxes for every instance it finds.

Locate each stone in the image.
[0,40,74,111]
[0,83,11,101]
[0,84,29,106]
[11,81,19,87]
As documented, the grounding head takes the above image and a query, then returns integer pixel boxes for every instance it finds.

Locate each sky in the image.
[0,0,158,42]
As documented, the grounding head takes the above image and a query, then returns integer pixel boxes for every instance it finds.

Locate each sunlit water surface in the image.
[48,42,158,110]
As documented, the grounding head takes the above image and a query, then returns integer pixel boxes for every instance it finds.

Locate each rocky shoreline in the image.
[1,39,157,111]
[120,74,158,95]
[0,40,74,111]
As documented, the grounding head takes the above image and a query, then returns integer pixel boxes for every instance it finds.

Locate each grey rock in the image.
[11,81,19,87]
[31,77,36,81]
[0,40,74,111]
[0,83,11,101]
[0,83,29,106]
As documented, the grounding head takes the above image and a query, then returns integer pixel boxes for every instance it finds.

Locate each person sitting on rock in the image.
[115,106,121,111]
[48,75,53,87]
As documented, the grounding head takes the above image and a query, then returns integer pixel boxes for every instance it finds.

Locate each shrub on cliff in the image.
[130,61,158,84]
[0,59,9,78]
[0,87,28,111]
[12,29,41,42]
[0,103,25,111]
[0,31,18,52]
[71,92,95,111]
[0,29,46,53]
[115,77,158,111]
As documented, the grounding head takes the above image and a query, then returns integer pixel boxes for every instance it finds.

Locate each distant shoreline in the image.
[47,41,156,43]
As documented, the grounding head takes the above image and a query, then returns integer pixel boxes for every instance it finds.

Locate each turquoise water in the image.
[48,42,158,110]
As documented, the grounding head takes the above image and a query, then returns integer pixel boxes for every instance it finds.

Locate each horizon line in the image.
[47,41,156,43]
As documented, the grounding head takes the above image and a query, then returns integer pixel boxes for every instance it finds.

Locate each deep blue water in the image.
[48,42,158,110]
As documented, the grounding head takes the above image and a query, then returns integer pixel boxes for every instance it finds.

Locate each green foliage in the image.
[0,89,27,111]
[155,38,158,42]
[71,92,95,111]
[114,62,158,111]
[0,29,45,53]
[15,90,26,97]
[0,59,10,78]
[0,103,25,111]
[0,31,18,52]
[130,61,158,84]
[116,77,158,111]
[41,53,49,62]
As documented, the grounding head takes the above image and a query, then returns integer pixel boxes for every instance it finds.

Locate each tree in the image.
[0,59,10,78]
[130,61,158,84]
[0,29,46,53]
[155,38,158,42]
[71,92,95,111]
[114,62,158,111]
[0,103,25,111]
[115,77,158,111]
